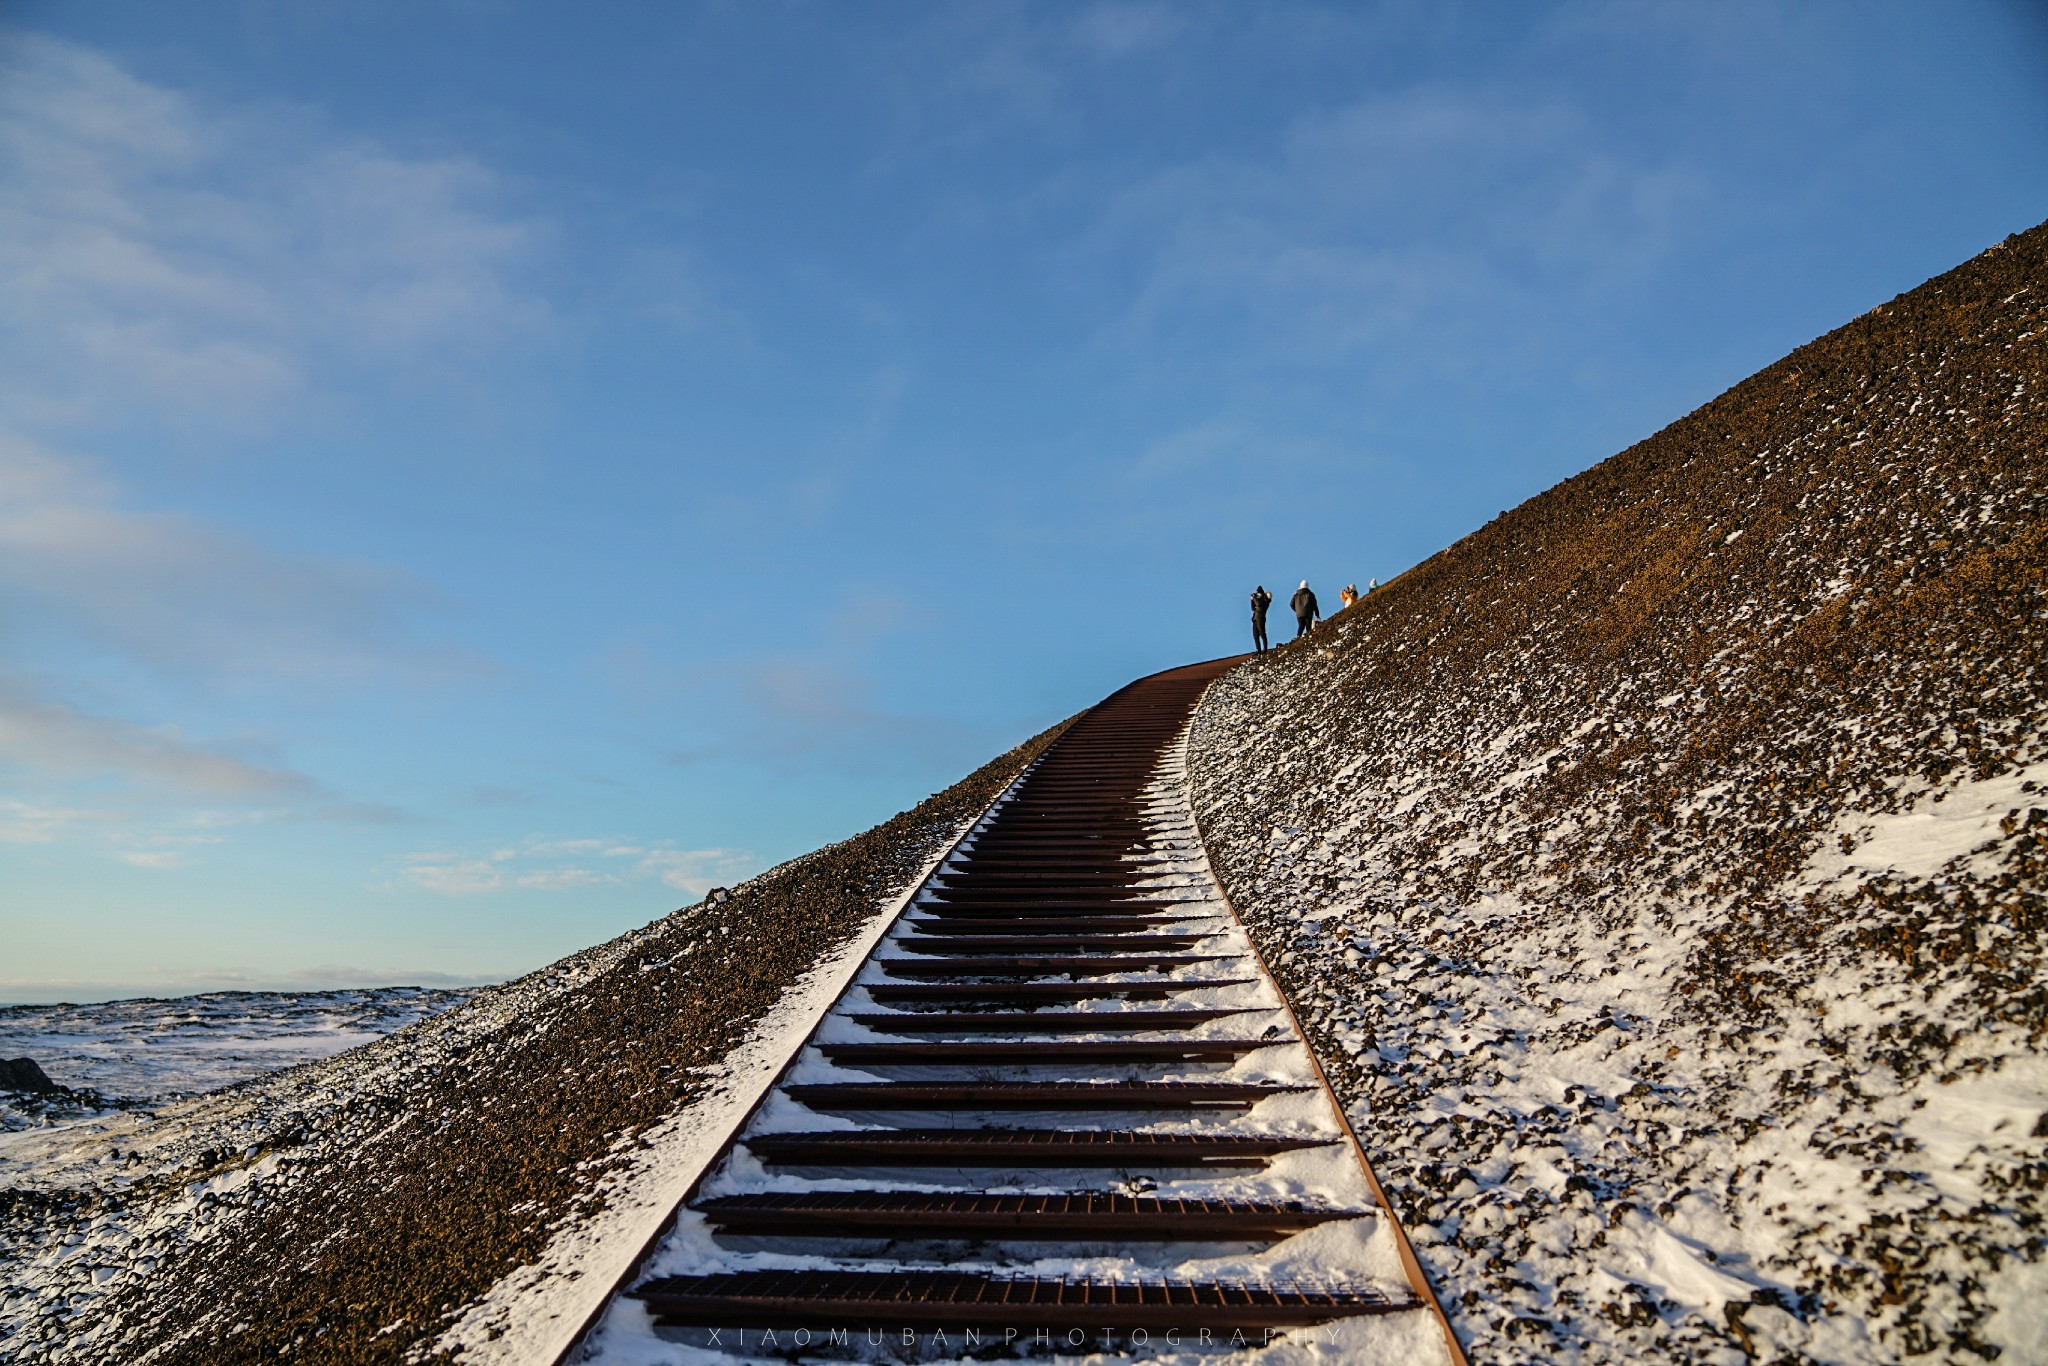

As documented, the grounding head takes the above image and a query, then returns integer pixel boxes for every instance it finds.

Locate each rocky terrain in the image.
[0,719,1067,1365]
[1186,222,2048,1363]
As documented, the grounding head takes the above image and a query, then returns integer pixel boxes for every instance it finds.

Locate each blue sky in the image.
[3,2,2044,1003]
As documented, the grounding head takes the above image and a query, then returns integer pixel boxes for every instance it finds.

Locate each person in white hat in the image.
[1289,580,1319,639]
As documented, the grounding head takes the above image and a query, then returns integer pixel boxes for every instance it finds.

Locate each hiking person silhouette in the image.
[1250,585,1272,653]
[1291,580,1319,639]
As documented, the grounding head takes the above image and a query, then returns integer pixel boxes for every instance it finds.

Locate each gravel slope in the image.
[1186,222,2048,1364]
[1,719,1068,1365]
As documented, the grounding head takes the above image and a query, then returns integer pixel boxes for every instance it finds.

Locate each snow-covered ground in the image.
[0,988,475,1130]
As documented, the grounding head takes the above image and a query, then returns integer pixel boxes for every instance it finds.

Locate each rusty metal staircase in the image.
[574,660,1459,1358]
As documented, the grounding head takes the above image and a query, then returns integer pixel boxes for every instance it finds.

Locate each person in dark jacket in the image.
[1290,580,1319,638]
[1249,585,1272,652]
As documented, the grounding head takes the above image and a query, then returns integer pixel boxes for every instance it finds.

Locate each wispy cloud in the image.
[1120,418,1343,485]
[0,33,547,429]
[116,849,195,870]
[0,679,311,796]
[0,790,270,870]
[0,431,468,832]
[0,797,113,845]
[1069,2,1186,61]
[634,847,752,892]
[0,35,523,868]
[1086,83,1709,380]
[402,852,511,897]
[895,1,1201,140]
[397,838,751,898]
[601,592,987,778]
[0,431,473,691]
[645,651,979,777]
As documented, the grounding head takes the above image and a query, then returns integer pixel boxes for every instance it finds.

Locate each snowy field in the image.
[0,988,478,1133]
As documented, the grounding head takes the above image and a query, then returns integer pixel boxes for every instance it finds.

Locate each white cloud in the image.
[0,794,249,872]
[0,44,509,831]
[0,428,475,841]
[896,2,1199,140]
[1070,2,1184,60]
[634,847,753,893]
[0,797,112,845]
[643,652,976,776]
[520,837,616,859]
[401,852,511,897]
[1121,418,1338,484]
[397,838,750,897]
[117,849,194,870]
[513,866,607,891]
[0,33,546,428]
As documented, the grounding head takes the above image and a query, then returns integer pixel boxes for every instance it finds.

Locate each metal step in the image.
[847,1009,1256,1034]
[693,1192,1370,1240]
[632,1270,1422,1329]
[902,915,1209,933]
[782,1080,1309,1111]
[916,896,1194,912]
[861,980,1250,1005]
[742,1129,1335,1167]
[893,935,1207,955]
[816,1039,1278,1065]
[877,954,1235,978]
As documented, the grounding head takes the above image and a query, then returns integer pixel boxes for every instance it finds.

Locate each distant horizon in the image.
[5,0,2045,1000]
[0,974,500,1009]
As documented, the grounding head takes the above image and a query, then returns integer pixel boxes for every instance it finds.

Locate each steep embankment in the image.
[0,719,1068,1365]
[1188,224,2048,1364]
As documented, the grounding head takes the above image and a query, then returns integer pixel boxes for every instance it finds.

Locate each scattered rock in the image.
[0,1058,59,1095]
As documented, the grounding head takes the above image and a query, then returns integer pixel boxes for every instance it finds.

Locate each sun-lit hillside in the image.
[1188,221,2048,1364]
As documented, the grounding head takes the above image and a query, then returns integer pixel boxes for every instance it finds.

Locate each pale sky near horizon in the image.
[3,2,2044,1003]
